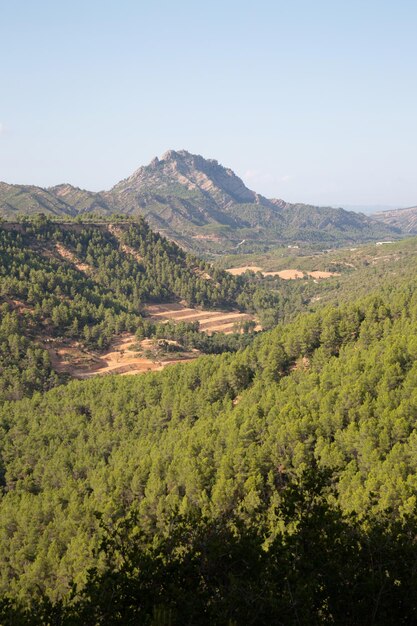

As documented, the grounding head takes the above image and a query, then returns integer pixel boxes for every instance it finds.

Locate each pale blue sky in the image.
[1,0,416,208]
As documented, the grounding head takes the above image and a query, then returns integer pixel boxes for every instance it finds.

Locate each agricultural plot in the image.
[44,334,196,379]
[145,303,259,334]
[225,266,340,280]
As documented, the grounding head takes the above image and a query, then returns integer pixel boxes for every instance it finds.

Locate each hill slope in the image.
[2,270,417,610]
[373,205,417,234]
[0,151,399,252]
[0,218,263,401]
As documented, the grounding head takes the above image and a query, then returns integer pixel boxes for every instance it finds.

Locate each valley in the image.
[1,179,417,625]
[4,0,417,620]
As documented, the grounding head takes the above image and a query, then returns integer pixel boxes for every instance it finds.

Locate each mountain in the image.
[0,182,77,217]
[0,150,399,252]
[373,205,417,234]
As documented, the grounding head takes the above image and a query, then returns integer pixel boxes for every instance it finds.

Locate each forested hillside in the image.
[0,217,274,400]
[2,272,417,622]
[7,216,380,401]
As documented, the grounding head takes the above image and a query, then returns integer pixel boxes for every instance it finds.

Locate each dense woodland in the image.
[2,219,417,623]
[2,250,417,622]
[0,218,292,402]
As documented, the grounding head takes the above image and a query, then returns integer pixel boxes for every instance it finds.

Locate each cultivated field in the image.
[263,269,305,279]
[225,266,340,280]
[45,334,197,379]
[43,304,259,379]
[145,303,260,334]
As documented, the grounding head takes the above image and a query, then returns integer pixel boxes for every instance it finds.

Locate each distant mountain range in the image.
[372,206,417,234]
[0,150,402,252]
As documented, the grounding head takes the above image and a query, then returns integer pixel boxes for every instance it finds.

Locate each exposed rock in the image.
[0,150,400,252]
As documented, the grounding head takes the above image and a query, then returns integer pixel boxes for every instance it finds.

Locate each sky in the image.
[1,0,416,209]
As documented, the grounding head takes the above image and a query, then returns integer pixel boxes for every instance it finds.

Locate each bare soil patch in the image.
[44,333,197,379]
[264,269,305,279]
[307,270,340,279]
[226,266,263,275]
[145,303,258,334]
[108,224,143,263]
[226,266,341,280]
[55,243,91,273]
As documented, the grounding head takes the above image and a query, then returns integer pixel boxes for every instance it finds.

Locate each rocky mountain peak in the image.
[0,150,400,252]
[112,150,265,209]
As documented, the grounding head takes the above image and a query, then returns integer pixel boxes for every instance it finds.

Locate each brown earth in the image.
[42,302,259,379]
[264,269,305,279]
[226,266,340,280]
[55,243,91,273]
[145,303,259,334]
[44,333,197,379]
[107,224,143,263]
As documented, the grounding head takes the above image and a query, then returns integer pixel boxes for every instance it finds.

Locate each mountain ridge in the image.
[373,205,417,234]
[0,150,400,252]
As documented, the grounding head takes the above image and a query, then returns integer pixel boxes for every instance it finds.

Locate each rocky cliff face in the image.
[0,150,400,252]
[112,150,266,207]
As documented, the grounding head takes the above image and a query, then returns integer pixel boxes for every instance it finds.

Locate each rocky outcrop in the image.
[0,150,400,251]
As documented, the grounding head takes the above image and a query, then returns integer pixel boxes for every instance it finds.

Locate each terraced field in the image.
[44,334,197,379]
[145,303,260,334]
[45,305,260,379]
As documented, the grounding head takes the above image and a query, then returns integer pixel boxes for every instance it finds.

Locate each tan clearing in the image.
[108,224,143,263]
[264,269,305,279]
[307,271,340,279]
[145,302,259,335]
[55,243,91,273]
[226,266,341,280]
[44,333,197,379]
